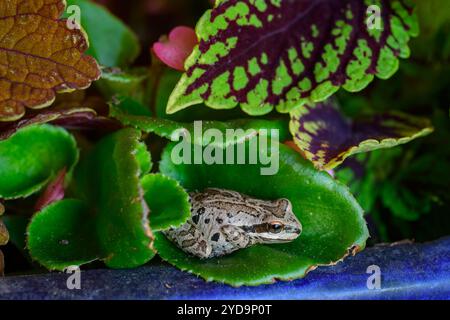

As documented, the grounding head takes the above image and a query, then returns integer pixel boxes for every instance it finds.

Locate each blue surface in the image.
[0,237,449,300]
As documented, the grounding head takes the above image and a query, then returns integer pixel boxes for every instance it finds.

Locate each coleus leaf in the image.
[0,204,8,247]
[289,100,433,170]
[0,0,101,121]
[0,124,78,199]
[0,107,98,141]
[152,68,251,122]
[167,0,418,116]
[28,128,156,270]
[156,139,369,286]
[0,203,8,275]
[110,97,290,148]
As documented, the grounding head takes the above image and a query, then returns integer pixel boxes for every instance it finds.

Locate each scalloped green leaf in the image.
[155,140,369,286]
[111,98,290,148]
[28,128,155,270]
[0,124,78,199]
[27,199,99,270]
[73,128,155,269]
[289,100,434,170]
[167,0,419,116]
[142,174,191,231]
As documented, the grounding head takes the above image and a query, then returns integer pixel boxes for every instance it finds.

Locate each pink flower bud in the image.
[152,26,198,71]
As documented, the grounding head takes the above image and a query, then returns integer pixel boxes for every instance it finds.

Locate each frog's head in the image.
[243,198,302,243]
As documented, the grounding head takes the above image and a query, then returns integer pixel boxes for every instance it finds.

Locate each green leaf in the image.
[28,200,99,270]
[0,125,78,199]
[28,129,155,270]
[167,0,418,116]
[112,96,152,118]
[97,69,150,102]
[155,140,368,286]
[381,182,426,221]
[142,174,191,231]
[289,100,433,170]
[111,98,290,148]
[66,0,140,67]
[73,128,155,268]
[152,68,248,122]
[412,0,450,61]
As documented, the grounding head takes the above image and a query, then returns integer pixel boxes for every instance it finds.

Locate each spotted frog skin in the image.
[163,188,302,259]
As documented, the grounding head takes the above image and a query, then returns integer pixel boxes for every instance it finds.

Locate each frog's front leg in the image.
[220,225,252,251]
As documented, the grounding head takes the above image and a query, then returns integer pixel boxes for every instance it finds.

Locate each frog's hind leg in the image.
[163,222,213,259]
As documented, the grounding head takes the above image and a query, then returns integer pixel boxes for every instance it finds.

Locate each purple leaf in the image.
[0,107,121,141]
[168,0,419,115]
[289,99,434,170]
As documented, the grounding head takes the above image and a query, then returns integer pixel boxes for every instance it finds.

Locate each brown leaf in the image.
[0,202,8,276]
[0,202,8,247]
[0,0,101,121]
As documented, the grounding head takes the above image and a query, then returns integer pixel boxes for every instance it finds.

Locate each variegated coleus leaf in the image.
[289,100,433,170]
[167,0,418,116]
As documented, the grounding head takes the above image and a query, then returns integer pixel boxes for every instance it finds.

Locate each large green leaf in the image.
[156,140,369,286]
[66,0,140,67]
[73,128,155,268]
[28,129,155,270]
[0,125,78,199]
[167,0,418,116]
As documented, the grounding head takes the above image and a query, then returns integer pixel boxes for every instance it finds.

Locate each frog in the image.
[163,188,302,259]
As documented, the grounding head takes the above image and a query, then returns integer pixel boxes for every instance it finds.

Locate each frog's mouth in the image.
[242,224,302,243]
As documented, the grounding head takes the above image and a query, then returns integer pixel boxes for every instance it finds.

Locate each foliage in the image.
[0,0,447,287]
[156,140,368,286]
[0,0,100,121]
[167,0,418,115]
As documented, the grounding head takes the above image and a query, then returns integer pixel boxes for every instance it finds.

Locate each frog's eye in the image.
[269,222,284,234]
